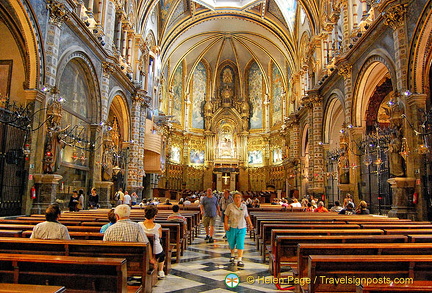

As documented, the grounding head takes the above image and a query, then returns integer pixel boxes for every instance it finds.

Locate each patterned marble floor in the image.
[153,218,294,292]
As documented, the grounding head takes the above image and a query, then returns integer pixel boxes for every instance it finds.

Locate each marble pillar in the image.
[95,181,114,208]
[31,174,63,214]
[387,177,417,220]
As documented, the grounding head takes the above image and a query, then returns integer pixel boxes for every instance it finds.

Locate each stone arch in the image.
[409,1,432,96]
[323,92,345,148]
[107,88,131,143]
[352,54,396,127]
[56,48,101,123]
[0,0,43,90]
[0,0,43,98]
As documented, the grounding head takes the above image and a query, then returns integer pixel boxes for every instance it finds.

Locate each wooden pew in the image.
[271,235,408,278]
[0,229,22,237]
[408,235,432,243]
[0,283,66,293]
[0,253,127,293]
[259,223,361,258]
[384,229,432,235]
[357,281,432,292]
[0,237,153,293]
[297,243,432,279]
[307,255,432,293]
[264,228,384,263]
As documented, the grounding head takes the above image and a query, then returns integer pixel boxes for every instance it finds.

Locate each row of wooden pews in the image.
[249,210,432,292]
[0,207,200,293]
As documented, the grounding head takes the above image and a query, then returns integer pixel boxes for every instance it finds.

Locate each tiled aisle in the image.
[153,219,292,292]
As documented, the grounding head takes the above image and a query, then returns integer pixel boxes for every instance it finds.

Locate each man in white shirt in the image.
[31,204,70,240]
[123,191,131,205]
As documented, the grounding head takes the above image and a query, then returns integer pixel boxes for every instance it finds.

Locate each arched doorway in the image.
[324,95,345,205]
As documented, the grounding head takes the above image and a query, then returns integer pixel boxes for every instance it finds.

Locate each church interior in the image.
[2,0,432,292]
[1,0,432,219]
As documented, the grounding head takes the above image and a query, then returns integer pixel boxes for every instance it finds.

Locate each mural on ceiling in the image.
[172,63,183,122]
[160,0,172,24]
[249,62,263,129]
[284,0,297,31]
[272,63,283,126]
[192,62,206,129]
[190,149,205,164]
[248,150,263,164]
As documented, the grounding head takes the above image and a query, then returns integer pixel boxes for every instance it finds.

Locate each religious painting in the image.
[190,149,204,164]
[248,62,263,129]
[0,60,13,98]
[217,122,236,159]
[272,64,283,126]
[59,60,89,118]
[170,146,181,163]
[273,148,283,164]
[172,63,183,122]
[248,150,263,164]
[192,62,206,129]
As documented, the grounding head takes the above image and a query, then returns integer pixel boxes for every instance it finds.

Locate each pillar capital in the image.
[47,0,70,27]
[382,4,408,30]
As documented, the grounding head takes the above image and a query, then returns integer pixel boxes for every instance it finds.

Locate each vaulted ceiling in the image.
[137,0,322,85]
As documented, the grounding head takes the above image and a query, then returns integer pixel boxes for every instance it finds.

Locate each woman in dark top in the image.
[89,187,99,209]
[68,190,79,211]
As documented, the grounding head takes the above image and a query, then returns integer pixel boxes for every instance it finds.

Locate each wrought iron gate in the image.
[0,108,27,216]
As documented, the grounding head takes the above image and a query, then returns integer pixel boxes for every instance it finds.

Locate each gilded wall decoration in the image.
[172,63,183,122]
[248,62,263,129]
[192,62,206,129]
[272,64,283,126]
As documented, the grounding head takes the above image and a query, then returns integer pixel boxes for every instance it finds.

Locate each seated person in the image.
[330,200,343,213]
[314,201,329,213]
[290,198,302,208]
[100,209,117,233]
[252,198,260,208]
[30,204,70,240]
[356,200,370,214]
[167,204,187,227]
[339,202,355,215]
[139,205,166,279]
[164,199,172,205]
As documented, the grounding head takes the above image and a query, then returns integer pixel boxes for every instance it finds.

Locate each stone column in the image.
[45,0,69,86]
[382,3,409,93]
[24,90,46,214]
[305,91,325,195]
[387,178,417,220]
[337,62,353,123]
[128,92,148,194]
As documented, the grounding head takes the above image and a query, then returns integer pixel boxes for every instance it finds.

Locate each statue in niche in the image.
[222,68,233,83]
[43,100,69,174]
[338,150,350,184]
[204,100,213,130]
[388,131,405,177]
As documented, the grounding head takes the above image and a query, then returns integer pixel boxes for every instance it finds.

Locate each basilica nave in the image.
[1,0,432,219]
[2,0,432,292]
